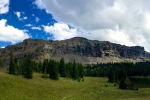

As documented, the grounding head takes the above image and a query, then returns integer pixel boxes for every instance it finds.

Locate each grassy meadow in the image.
[0,71,150,100]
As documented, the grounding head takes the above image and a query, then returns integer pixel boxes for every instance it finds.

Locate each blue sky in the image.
[0,0,57,48]
[1,0,150,51]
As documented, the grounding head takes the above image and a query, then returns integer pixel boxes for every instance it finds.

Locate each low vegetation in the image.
[1,71,150,100]
[0,52,150,99]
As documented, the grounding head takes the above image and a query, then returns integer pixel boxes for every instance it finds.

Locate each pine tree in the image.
[53,62,59,80]
[72,60,78,80]
[42,59,49,74]
[14,58,19,75]
[108,66,115,83]
[42,59,49,78]
[49,60,59,80]
[23,57,33,79]
[9,52,15,74]
[118,67,133,89]
[38,61,42,73]
[78,63,84,78]
[0,57,3,68]
[65,63,71,78]
[59,58,66,77]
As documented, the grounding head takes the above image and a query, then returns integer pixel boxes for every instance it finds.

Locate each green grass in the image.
[0,71,150,100]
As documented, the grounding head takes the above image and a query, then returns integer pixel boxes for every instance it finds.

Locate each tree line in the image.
[84,62,150,90]
[8,53,84,81]
[6,52,150,89]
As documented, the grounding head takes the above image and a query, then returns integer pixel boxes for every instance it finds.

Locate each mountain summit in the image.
[0,37,150,65]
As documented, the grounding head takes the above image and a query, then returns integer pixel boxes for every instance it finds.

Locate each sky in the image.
[0,0,150,52]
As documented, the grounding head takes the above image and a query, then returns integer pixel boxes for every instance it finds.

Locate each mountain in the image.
[0,37,150,66]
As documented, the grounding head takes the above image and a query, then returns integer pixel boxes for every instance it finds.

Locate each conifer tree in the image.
[49,60,59,80]
[108,66,115,83]
[53,62,59,80]
[72,60,78,80]
[38,61,42,73]
[23,57,33,79]
[42,59,49,74]
[59,58,66,77]
[14,58,19,75]
[9,52,15,74]
[0,57,3,68]
[78,63,84,78]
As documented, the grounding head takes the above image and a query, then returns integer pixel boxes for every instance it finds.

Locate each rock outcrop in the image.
[0,37,150,65]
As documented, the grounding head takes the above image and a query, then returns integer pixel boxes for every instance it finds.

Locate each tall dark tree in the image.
[23,57,33,79]
[72,60,78,80]
[9,52,15,74]
[49,60,59,80]
[59,58,66,77]
[65,63,70,78]
[108,66,115,83]
[42,59,49,74]
[78,63,84,79]
[38,61,42,73]
[14,58,19,75]
[0,57,3,68]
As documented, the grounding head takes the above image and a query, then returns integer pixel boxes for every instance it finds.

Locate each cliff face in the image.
[0,37,150,65]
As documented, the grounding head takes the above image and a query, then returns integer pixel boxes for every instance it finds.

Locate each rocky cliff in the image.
[0,37,150,64]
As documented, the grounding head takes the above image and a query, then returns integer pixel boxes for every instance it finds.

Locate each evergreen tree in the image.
[78,63,84,78]
[0,57,3,68]
[59,58,66,77]
[65,62,73,78]
[119,77,133,89]
[38,61,42,73]
[72,60,78,80]
[53,62,59,80]
[42,59,49,74]
[108,66,115,83]
[14,58,19,75]
[49,60,59,80]
[23,57,33,79]
[9,52,15,74]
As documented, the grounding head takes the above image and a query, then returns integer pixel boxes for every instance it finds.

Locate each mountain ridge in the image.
[0,37,150,66]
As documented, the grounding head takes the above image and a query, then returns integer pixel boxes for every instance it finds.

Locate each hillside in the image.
[0,37,150,66]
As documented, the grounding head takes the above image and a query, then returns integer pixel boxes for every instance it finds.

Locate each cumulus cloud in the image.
[14,11,28,21]
[0,0,9,14]
[14,12,21,19]
[0,19,30,44]
[35,0,150,51]
[43,23,80,40]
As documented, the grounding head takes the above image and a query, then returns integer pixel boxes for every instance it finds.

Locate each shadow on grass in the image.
[130,76,150,88]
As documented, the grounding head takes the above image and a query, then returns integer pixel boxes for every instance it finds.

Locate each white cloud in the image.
[31,27,41,30]
[35,0,150,51]
[14,11,28,21]
[0,19,30,44]
[35,17,40,22]
[25,24,32,27]
[0,0,9,14]
[23,17,28,20]
[14,12,21,19]
[43,23,80,40]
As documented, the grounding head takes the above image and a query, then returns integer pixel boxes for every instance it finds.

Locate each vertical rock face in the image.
[0,37,150,66]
